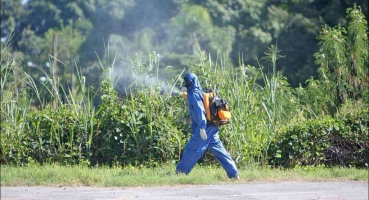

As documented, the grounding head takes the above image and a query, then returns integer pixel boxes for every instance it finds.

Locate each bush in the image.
[24,105,91,165]
[89,77,188,167]
[268,105,369,168]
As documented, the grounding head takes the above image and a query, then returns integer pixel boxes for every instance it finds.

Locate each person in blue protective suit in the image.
[176,72,239,179]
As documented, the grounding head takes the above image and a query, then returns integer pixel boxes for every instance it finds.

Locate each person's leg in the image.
[208,134,239,178]
[176,137,207,174]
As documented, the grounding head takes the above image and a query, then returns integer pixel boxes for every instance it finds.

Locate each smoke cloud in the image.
[109,64,181,97]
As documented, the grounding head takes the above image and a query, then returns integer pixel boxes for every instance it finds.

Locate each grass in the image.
[1,164,367,187]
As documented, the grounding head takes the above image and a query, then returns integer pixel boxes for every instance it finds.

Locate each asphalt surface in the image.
[1,181,368,200]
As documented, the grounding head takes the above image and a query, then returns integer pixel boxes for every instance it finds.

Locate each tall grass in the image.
[1,41,35,164]
[1,38,97,165]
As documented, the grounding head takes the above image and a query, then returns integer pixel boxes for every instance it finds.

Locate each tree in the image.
[264,4,319,86]
[1,0,25,43]
[196,0,269,65]
[78,0,134,64]
[162,4,236,69]
[314,5,368,108]
[5,0,369,104]
[195,0,368,86]
[25,0,63,35]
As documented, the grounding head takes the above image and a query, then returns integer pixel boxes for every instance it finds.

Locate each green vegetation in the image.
[1,164,367,187]
[0,2,368,177]
[2,0,368,89]
[269,104,369,168]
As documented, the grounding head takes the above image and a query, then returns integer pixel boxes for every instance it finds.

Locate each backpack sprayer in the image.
[202,90,232,126]
[181,88,232,126]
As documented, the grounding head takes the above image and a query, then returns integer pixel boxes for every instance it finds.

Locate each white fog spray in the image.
[109,64,183,97]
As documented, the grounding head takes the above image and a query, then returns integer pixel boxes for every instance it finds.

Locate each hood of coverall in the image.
[182,73,203,93]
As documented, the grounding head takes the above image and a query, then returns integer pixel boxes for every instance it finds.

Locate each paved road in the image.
[1,181,368,200]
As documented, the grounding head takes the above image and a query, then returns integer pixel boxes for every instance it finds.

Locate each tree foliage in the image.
[2,0,367,91]
[314,5,368,108]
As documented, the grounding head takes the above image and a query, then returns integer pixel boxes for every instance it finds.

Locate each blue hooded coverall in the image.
[176,73,239,178]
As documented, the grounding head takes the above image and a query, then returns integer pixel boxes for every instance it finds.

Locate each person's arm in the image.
[188,91,208,139]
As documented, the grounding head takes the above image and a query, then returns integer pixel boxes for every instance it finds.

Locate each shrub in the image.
[89,72,188,167]
[24,105,91,165]
[268,104,368,168]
